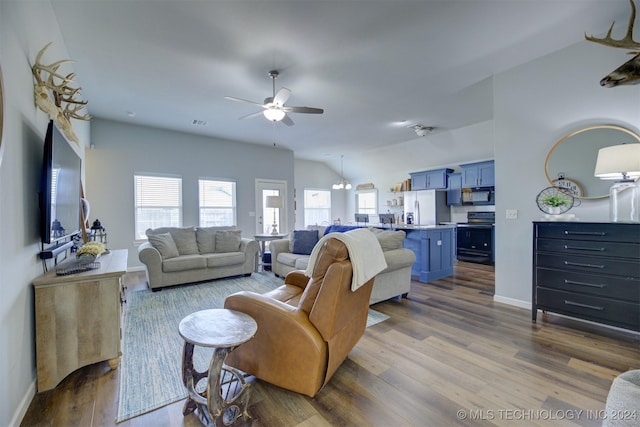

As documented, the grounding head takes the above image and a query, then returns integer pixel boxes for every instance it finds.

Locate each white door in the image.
[255,180,287,235]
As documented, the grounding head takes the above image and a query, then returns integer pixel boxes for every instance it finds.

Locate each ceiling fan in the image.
[224,70,324,126]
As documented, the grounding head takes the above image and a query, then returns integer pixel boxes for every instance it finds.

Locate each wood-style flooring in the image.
[21,262,639,426]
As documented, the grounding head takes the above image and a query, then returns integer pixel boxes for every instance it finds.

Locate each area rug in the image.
[116,272,389,422]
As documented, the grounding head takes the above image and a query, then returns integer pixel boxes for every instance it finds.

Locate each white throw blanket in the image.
[305,228,388,291]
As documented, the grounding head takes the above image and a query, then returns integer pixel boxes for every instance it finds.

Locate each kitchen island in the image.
[391,224,457,283]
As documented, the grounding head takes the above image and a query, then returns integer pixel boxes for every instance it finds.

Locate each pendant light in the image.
[332,155,352,190]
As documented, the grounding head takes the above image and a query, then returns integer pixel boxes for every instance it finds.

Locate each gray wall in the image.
[86,119,295,267]
[0,2,91,425]
[493,40,640,306]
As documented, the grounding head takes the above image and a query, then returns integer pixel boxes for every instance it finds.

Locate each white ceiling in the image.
[49,0,633,173]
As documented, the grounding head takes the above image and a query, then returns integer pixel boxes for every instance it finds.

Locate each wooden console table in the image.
[33,249,128,391]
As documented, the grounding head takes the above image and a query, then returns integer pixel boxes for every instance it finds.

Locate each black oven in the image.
[456,212,495,265]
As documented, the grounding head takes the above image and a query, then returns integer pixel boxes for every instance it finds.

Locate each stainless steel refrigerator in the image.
[403,190,451,225]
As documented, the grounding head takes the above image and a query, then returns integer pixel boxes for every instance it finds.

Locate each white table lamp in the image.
[265,195,283,234]
[594,143,640,223]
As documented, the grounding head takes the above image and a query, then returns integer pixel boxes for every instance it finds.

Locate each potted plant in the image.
[540,193,571,214]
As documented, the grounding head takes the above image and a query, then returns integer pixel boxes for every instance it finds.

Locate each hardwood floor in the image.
[21,262,639,427]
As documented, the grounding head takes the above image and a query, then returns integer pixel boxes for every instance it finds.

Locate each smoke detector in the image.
[408,124,434,137]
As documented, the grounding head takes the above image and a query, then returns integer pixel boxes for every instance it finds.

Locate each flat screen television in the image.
[40,120,82,245]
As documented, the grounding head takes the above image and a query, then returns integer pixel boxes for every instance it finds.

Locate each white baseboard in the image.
[10,379,36,427]
[493,294,531,309]
[127,265,145,273]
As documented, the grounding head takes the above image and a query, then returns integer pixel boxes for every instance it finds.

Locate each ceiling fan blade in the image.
[238,110,264,120]
[224,96,264,107]
[284,106,324,114]
[273,88,291,107]
[281,114,295,127]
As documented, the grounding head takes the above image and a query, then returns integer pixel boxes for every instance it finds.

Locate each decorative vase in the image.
[548,206,563,215]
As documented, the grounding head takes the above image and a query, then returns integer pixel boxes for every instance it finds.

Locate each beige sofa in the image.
[138,226,259,290]
[270,226,416,304]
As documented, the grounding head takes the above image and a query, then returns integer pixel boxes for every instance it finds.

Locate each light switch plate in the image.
[506,209,518,219]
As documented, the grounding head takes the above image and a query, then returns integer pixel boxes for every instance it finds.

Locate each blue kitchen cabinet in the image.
[410,168,454,190]
[460,160,494,187]
[403,227,456,283]
[446,172,462,206]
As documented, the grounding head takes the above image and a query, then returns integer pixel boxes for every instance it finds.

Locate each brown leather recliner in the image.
[223,237,374,397]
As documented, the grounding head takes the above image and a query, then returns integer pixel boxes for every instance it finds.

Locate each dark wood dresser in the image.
[532,222,640,332]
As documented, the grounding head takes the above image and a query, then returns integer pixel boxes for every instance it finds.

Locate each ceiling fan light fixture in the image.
[263,108,286,122]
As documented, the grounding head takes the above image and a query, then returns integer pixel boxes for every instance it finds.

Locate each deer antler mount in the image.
[585,0,640,87]
[31,42,92,143]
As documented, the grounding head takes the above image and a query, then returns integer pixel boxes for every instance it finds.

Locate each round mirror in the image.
[545,125,640,199]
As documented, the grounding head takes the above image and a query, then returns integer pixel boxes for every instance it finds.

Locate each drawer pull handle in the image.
[564,300,604,311]
[563,245,605,252]
[564,261,605,269]
[564,231,606,236]
[564,279,606,288]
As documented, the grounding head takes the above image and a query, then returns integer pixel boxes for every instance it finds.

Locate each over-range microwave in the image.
[461,187,495,205]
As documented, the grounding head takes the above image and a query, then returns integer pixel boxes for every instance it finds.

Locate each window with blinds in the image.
[304,189,331,226]
[199,179,236,227]
[134,174,182,239]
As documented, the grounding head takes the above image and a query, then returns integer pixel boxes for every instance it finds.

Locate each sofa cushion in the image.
[147,226,199,255]
[196,226,236,253]
[288,225,326,251]
[215,230,242,253]
[204,252,246,268]
[161,254,207,272]
[292,229,319,255]
[277,252,308,268]
[370,229,406,251]
[196,227,217,253]
[147,232,179,259]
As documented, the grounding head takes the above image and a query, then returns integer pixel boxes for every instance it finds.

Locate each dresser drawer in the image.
[535,222,640,243]
[536,267,640,302]
[536,238,639,260]
[536,288,640,331]
[535,253,640,278]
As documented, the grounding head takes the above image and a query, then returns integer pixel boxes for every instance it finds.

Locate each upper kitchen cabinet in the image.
[460,160,494,187]
[446,172,462,206]
[410,168,454,190]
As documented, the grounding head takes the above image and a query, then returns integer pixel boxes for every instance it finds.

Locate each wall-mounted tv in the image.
[40,120,82,245]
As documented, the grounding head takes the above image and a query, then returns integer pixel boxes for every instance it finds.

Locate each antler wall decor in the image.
[31,42,91,143]
[585,0,640,87]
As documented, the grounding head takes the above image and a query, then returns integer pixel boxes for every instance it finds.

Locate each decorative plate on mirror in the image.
[551,175,583,198]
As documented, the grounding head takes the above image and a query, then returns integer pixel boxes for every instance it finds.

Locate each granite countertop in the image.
[391,224,457,230]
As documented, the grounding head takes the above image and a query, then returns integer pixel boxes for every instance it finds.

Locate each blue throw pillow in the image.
[292,230,319,255]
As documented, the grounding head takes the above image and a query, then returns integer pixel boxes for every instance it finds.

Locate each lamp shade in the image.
[263,108,286,122]
[594,144,640,180]
[265,195,283,209]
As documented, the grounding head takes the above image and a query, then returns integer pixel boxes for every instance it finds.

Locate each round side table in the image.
[179,309,257,426]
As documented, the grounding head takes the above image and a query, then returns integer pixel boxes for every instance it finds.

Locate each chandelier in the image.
[332,155,352,190]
